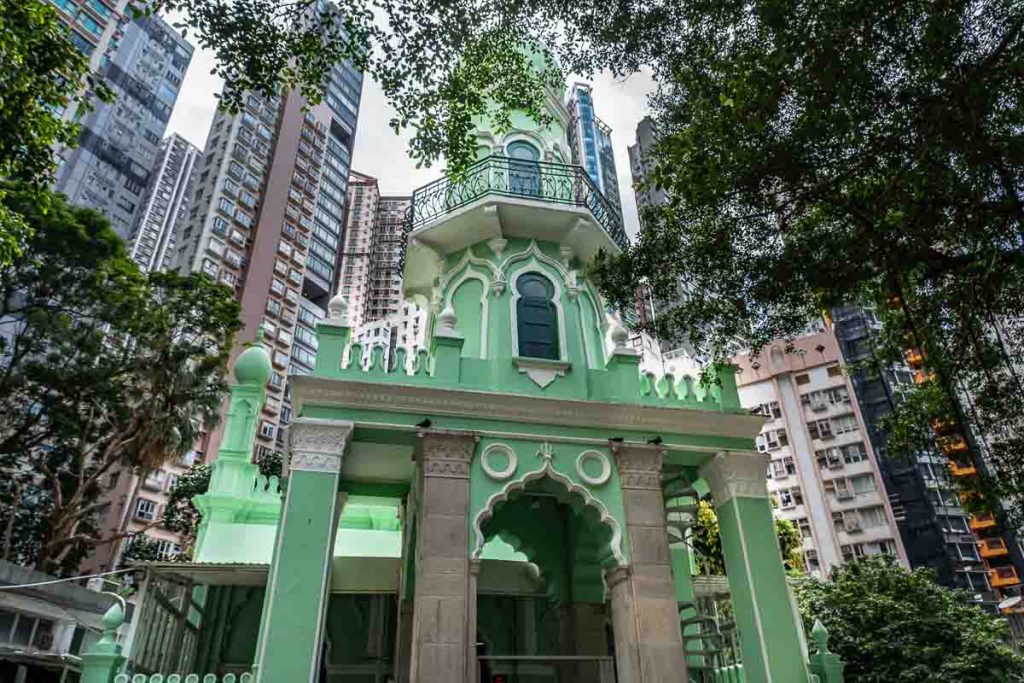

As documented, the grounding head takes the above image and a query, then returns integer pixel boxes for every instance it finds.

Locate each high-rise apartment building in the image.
[627,116,669,211]
[55,15,193,238]
[731,323,908,577]
[127,134,201,272]
[567,83,621,208]
[832,306,1008,608]
[338,172,425,355]
[47,0,131,73]
[175,57,363,461]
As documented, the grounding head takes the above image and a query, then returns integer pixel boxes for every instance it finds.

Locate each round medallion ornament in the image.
[481,443,518,481]
[576,450,611,486]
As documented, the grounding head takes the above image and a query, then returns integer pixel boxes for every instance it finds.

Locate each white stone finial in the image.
[327,293,348,321]
[611,321,629,349]
[437,304,458,334]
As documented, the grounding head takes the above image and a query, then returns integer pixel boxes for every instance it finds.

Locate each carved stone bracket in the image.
[415,429,478,479]
[604,565,632,590]
[286,417,353,475]
[699,451,770,503]
[611,443,664,490]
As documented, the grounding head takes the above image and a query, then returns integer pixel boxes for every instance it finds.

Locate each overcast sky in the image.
[166,44,655,238]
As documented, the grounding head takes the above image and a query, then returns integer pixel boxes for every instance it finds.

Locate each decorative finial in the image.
[611,321,629,349]
[811,619,829,653]
[437,304,458,334]
[327,292,348,321]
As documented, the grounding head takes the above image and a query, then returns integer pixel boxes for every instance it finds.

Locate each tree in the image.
[0,0,102,265]
[0,183,240,575]
[691,500,802,575]
[794,556,1024,682]
[590,0,1024,526]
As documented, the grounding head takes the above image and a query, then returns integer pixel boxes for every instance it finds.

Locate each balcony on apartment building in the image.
[989,565,1020,589]
[399,155,627,298]
[979,538,1010,559]
[969,511,998,531]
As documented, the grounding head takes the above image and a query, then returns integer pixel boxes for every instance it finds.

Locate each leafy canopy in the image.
[0,184,240,575]
[0,0,102,265]
[795,556,1024,682]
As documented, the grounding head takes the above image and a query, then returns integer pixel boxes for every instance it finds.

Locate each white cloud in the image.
[166,45,654,237]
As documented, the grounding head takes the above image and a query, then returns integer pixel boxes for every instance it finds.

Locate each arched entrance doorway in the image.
[476,476,619,682]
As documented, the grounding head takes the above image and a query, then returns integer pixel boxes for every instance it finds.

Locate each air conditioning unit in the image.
[845,518,863,533]
[810,401,828,412]
[826,451,844,469]
[836,488,854,500]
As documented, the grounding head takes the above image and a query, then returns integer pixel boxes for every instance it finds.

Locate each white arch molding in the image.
[471,457,626,565]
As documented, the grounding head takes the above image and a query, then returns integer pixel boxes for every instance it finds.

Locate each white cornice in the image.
[291,376,763,440]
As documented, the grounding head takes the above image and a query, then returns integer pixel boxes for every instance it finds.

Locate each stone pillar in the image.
[409,429,477,683]
[254,418,352,683]
[607,444,687,683]
[394,600,414,683]
[700,451,810,683]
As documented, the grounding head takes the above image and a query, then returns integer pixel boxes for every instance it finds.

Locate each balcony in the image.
[989,566,1020,588]
[400,155,627,296]
[969,512,997,531]
[948,461,977,477]
[979,538,1009,558]
[904,349,924,369]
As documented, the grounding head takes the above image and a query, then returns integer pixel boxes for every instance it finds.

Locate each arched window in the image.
[507,140,541,197]
[516,273,558,360]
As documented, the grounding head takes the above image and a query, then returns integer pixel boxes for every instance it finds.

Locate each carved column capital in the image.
[611,443,664,490]
[415,429,478,479]
[699,451,769,504]
[286,417,353,474]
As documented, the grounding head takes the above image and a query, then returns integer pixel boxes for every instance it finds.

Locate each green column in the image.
[253,417,353,683]
[700,452,810,683]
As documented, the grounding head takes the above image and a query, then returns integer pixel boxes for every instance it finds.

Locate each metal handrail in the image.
[400,155,628,268]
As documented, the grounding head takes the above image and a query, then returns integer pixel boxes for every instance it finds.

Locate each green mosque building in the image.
[78,77,845,683]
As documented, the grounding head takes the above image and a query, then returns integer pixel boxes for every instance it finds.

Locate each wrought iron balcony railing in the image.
[401,155,628,265]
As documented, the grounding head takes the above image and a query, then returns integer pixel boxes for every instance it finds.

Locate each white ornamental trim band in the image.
[576,450,611,486]
[289,452,342,474]
[480,443,518,481]
[286,417,352,475]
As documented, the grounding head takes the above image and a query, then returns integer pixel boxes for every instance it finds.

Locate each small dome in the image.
[234,343,273,386]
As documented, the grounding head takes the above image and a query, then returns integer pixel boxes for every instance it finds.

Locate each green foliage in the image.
[589,0,1024,525]
[0,0,104,266]
[163,464,211,551]
[691,500,802,575]
[0,184,240,575]
[121,535,166,563]
[795,556,1024,682]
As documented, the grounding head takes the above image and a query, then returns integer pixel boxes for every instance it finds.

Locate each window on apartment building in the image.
[843,442,867,464]
[143,470,165,489]
[823,478,853,500]
[229,230,246,247]
[270,279,286,296]
[807,419,833,440]
[804,549,820,573]
[929,489,960,508]
[816,447,843,470]
[223,178,239,196]
[858,506,888,528]
[753,401,782,418]
[956,542,980,562]
[272,350,288,368]
[217,197,234,215]
[832,511,845,533]
[165,474,179,492]
[135,498,158,521]
[777,487,803,509]
[157,540,181,560]
[269,373,284,390]
[0,610,55,649]
[827,365,844,377]
[840,543,866,562]
[277,329,293,345]
[202,260,219,277]
[224,250,243,268]
[796,518,813,539]
[850,474,876,495]
[259,421,276,439]
[940,515,970,534]
[795,373,811,385]
[266,299,282,317]
[832,415,859,435]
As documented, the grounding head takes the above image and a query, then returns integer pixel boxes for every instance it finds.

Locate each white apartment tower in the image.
[128,134,201,272]
[732,323,909,577]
